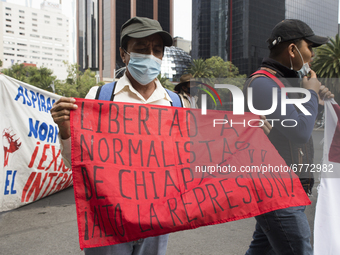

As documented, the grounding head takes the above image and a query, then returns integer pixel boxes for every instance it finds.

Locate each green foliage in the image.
[0,59,3,68]
[157,74,175,91]
[186,56,245,80]
[28,67,56,92]
[2,61,103,98]
[312,34,340,102]
[205,56,242,78]
[312,34,340,79]
[186,56,246,110]
[1,63,28,81]
[56,62,104,98]
[186,58,213,78]
[2,64,56,92]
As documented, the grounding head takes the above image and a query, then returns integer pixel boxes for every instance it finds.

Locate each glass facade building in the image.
[192,0,339,76]
[285,0,338,38]
[78,0,99,72]
[158,0,171,34]
[161,46,192,81]
[114,1,131,72]
[229,0,285,76]
[77,0,173,81]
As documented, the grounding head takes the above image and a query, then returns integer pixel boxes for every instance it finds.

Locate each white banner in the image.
[0,74,72,212]
[314,99,340,255]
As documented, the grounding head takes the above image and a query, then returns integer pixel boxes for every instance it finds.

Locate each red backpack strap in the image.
[251,70,285,89]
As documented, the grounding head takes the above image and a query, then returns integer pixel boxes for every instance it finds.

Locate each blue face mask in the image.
[297,62,311,78]
[126,52,162,85]
[293,45,311,78]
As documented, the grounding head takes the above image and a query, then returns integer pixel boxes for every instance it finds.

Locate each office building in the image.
[0,1,70,80]
[161,46,191,81]
[173,37,191,54]
[77,0,173,82]
[192,0,338,76]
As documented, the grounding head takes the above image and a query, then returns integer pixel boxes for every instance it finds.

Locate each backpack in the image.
[95,81,183,107]
[249,69,285,88]
[246,68,314,194]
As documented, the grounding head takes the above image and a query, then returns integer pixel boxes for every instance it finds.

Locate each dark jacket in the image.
[244,58,320,194]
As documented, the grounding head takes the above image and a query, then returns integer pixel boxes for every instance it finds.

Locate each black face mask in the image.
[190,86,198,95]
[182,82,198,95]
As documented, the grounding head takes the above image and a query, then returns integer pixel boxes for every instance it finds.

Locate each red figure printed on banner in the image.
[3,128,22,167]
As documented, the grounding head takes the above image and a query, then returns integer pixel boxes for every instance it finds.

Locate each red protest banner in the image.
[70,98,310,249]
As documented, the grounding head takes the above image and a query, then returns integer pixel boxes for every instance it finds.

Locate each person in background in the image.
[244,19,334,255]
[174,73,199,108]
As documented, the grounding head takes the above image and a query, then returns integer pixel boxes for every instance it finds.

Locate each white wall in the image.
[0,1,69,80]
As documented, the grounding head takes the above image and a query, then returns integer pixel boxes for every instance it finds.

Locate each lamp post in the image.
[95,71,100,84]
[51,80,55,93]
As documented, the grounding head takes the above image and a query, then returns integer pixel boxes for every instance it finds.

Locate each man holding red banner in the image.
[51,16,274,255]
[51,16,180,255]
[244,19,334,255]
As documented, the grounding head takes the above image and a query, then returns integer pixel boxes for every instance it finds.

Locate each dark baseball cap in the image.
[120,16,173,48]
[267,19,329,49]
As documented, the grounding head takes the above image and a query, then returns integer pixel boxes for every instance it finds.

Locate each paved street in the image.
[0,130,324,255]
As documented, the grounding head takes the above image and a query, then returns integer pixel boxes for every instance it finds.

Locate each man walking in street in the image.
[244,19,333,255]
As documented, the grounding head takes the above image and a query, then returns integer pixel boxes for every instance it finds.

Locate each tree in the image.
[55,62,104,98]
[186,57,246,110]
[205,56,242,78]
[0,59,3,68]
[186,56,244,80]
[1,62,103,98]
[186,58,213,78]
[157,74,175,91]
[2,63,30,82]
[27,66,56,92]
[312,34,340,102]
[312,34,340,79]
[1,63,57,92]
[204,56,246,89]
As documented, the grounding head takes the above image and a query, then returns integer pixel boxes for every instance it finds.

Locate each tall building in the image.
[192,0,338,76]
[77,0,173,82]
[0,1,70,80]
[161,46,191,81]
[228,0,285,75]
[173,37,191,54]
[192,0,229,61]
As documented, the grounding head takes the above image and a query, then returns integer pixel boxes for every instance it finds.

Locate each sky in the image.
[6,0,193,40]
[173,0,192,40]
[5,0,340,47]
